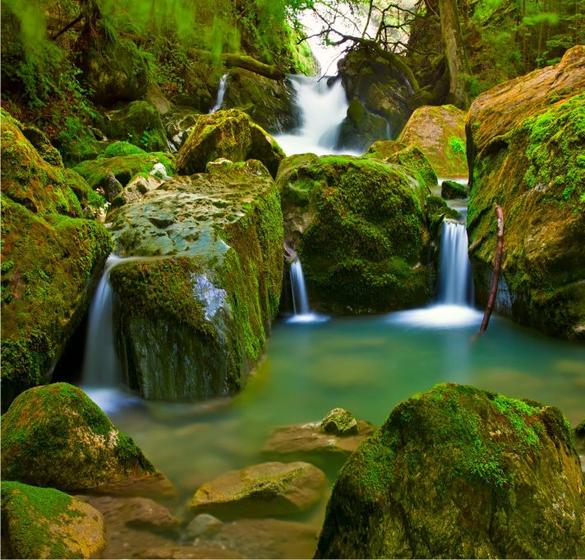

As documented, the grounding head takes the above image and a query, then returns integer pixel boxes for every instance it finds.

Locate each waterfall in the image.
[275,76,356,156]
[437,220,474,306]
[210,74,228,113]
[290,259,310,315]
[82,254,124,388]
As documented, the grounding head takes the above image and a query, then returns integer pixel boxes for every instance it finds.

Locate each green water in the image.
[109,311,585,510]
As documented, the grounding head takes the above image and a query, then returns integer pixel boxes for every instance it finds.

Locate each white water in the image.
[388,218,482,329]
[275,76,357,156]
[288,258,328,324]
[210,73,228,113]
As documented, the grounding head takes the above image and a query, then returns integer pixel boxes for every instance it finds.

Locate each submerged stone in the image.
[190,461,326,519]
[1,481,105,559]
[1,383,161,493]
[316,383,585,558]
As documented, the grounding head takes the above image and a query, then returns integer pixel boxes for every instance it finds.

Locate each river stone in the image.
[321,408,359,435]
[467,45,585,340]
[186,513,224,539]
[1,481,105,559]
[316,383,585,558]
[277,153,432,314]
[176,108,284,177]
[190,461,327,519]
[397,104,467,178]
[441,180,467,199]
[108,159,283,401]
[1,383,161,493]
[0,109,111,411]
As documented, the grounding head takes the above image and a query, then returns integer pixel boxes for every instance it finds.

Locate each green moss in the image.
[103,141,147,158]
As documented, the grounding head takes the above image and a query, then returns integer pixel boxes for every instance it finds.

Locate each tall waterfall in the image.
[274,76,354,156]
[210,73,228,113]
[437,220,474,305]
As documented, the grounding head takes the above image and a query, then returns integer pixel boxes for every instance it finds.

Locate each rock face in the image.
[466,46,585,340]
[1,481,105,559]
[1,383,159,492]
[316,384,585,559]
[278,154,432,313]
[336,98,389,152]
[222,68,299,132]
[109,160,283,401]
[190,461,326,519]
[0,110,111,410]
[441,180,468,199]
[176,109,285,177]
[398,105,467,178]
[339,43,420,136]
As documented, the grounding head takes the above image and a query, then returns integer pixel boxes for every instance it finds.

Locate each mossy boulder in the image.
[316,383,585,558]
[1,110,111,410]
[467,46,585,340]
[190,461,326,519]
[277,154,432,313]
[102,101,168,152]
[82,37,149,106]
[108,160,283,401]
[339,43,419,137]
[397,104,467,178]
[222,68,299,132]
[21,124,64,167]
[321,408,359,436]
[1,383,161,492]
[176,109,285,177]
[1,481,105,559]
[442,180,468,199]
[336,98,389,152]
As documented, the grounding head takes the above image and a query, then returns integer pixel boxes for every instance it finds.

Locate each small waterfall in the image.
[290,259,310,315]
[275,76,355,156]
[437,220,474,306]
[210,74,228,113]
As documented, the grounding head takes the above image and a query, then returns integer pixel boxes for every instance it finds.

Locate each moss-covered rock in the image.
[339,43,420,137]
[321,408,359,436]
[1,481,105,559]
[190,461,326,519]
[467,46,585,340]
[316,383,585,558]
[442,180,468,199]
[1,110,111,410]
[102,101,169,152]
[1,383,159,492]
[277,154,432,313]
[21,124,64,167]
[176,109,284,177]
[336,98,389,152]
[398,104,468,178]
[222,68,299,132]
[108,159,283,401]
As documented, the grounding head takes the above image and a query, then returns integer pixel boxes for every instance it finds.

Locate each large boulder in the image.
[108,159,283,401]
[316,384,585,558]
[466,46,585,340]
[1,110,111,410]
[176,109,285,177]
[338,43,420,137]
[1,383,161,493]
[190,461,326,519]
[222,68,299,132]
[278,154,432,313]
[336,98,389,152]
[398,105,467,178]
[1,481,105,559]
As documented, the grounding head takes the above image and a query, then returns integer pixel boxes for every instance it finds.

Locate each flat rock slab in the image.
[263,420,376,466]
[190,461,326,519]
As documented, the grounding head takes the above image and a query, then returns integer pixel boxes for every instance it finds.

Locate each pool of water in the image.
[105,309,585,513]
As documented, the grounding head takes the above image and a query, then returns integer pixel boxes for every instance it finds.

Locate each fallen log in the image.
[478,204,504,335]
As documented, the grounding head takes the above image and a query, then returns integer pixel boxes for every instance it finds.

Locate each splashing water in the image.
[210,73,228,113]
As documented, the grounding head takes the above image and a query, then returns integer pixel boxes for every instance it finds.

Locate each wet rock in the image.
[133,544,243,559]
[441,180,467,199]
[185,513,223,538]
[336,98,388,152]
[277,153,432,314]
[467,45,585,340]
[398,104,467,178]
[1,383,162,493]
[190,461,326,519]
[316,383,585,558]
[2,481,105,559]
[0,110,111,410]
[109,160,283,401]
[165,108,201,151]
[176,108,284,177]
[321,407,359,435]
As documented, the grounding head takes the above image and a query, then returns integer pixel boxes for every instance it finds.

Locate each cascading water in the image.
[287,258,327,324]
[210,73,228,113]
[274,76,356,156]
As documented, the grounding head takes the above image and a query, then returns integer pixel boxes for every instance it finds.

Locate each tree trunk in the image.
[438,0,470,107]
